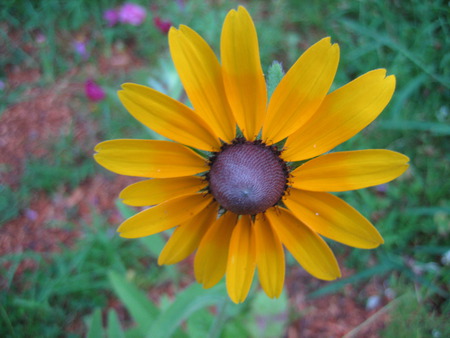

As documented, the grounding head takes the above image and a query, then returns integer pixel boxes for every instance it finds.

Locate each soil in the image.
[0,52,391,338]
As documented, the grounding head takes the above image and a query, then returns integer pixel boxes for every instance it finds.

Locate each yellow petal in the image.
[285,189,383,249]
[226,215,256,304]
[262,38,340,143]
[158,202,219,265]
[119,176,207,206]
[254,214,285,298]
[194,212,238,288]
[118,193,213,238]
[221,6,267,140]
[283,70,396,161]
[291,150,410,192]
[118,83,221,151]
[265,207,341,280]
[94,140,208,178]
[169,26,235,142]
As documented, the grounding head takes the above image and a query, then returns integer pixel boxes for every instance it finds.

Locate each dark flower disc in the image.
[208,139,288,215]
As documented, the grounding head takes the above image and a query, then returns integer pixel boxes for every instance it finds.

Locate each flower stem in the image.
[208,298,229,338]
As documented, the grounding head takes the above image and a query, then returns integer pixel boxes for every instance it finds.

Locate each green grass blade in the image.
[377,120,450,135]
[108,271,159,334]
[107,309,125,338]
[86,308,103,338]
[308,261,397,299]
[146,283,227,338]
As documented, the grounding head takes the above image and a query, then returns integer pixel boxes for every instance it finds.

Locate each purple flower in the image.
[25,209,38,221]
[118,3,147,26]
[73,40,89,60]
[375,183,388,193]
[153,16,172,34]
[35,33,46,44]
[104,8,119,26]
[85,79,106,102]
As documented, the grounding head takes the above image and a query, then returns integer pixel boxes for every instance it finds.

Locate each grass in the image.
[1,0,449,336]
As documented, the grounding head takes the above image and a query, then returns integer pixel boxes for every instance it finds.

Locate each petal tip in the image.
[322,36,332,45]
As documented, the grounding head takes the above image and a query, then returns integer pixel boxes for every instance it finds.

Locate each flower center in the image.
[208,139,288,215]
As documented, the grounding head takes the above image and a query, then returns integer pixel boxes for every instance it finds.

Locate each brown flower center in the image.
[207,138,288,215]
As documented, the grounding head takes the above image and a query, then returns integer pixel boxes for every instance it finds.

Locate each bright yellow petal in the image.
[158,202,219,265]
[283,70,396,161]
[262,38,340,143]
[291,150,410,192]
[221,6,267,140]
[169,26,235,142]
[194,212,238,288]
[118,83,221,151]
[265,207,341,280]
[285,189,383,249]
[118,193,213,238]
[94,140,207,178]
[119,176,207,206]
[226,215,256,304]
[254,214,285,298]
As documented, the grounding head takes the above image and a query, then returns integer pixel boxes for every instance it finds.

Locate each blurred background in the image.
[0,0,448,337]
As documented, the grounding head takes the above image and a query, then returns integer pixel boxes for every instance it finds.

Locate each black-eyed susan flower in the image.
[94,6,409,304]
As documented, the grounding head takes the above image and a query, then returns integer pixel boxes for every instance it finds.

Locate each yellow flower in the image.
[94,6,409,303]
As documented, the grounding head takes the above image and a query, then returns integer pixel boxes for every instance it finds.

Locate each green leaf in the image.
[86,308,103,338]
[115,199,136,219]
[245,290,289,338]
[146,282,227,338]
[266,61,284,99]
[107,309,125,338]
[139,234,166,259]
[186,309,215,337]
[108,271,159,335]
[378,120,450,135]
[308,261,397,299]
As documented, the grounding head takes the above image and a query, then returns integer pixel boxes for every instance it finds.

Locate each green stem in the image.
[208,298,229,338]
[0,302,16,337]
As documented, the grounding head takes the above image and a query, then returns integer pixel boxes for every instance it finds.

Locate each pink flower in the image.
[104,9,119,26]
[118,3,147,26]
[35,33,46,44]
[85,79,106,102]
[153,16,172,34]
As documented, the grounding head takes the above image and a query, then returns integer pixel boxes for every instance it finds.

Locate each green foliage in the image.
[0,213,154,337]
[382,292,450,338]
[85,271,289,338]
[0,185,20,224]
[244,290,289,337]
[20,133,95,194]
[266,61,285,99]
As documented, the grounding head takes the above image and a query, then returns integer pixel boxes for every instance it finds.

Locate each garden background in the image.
[1,0,448,337]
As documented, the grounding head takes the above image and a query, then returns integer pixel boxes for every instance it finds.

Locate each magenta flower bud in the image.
[118,3,147,26]
[85,79,106,102]
[153,16,172,33]
[104,9,119,27]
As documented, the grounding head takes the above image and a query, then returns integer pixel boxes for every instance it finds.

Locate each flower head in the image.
[85,79,106,102]
[118,3,147,26]
[94,7,409,303]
